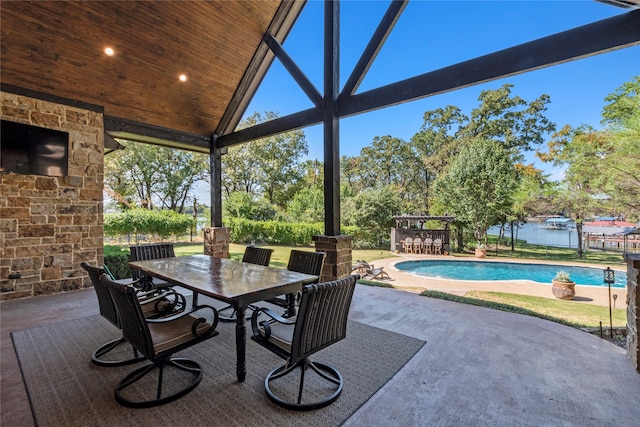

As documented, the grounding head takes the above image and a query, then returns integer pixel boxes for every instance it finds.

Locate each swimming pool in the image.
[395,260,627,288]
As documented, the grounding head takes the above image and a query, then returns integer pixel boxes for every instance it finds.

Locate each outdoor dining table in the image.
[129,254,318,383]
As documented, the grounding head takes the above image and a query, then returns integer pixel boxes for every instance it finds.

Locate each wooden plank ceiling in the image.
[1,1,300,151]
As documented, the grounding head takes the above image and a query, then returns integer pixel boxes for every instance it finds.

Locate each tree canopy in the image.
[432,138,518,246]
[102,77,640,251]
[104,142,208,213]
[540,75,640,222]
[221,112,309,208]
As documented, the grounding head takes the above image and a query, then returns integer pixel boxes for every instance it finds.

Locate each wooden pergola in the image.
[391,215,456,253]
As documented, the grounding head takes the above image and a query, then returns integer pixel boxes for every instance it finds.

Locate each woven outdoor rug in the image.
[12,315,425,427]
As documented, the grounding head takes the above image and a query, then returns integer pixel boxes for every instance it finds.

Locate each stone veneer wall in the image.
[625,254,640,372]
[0,91,104,301]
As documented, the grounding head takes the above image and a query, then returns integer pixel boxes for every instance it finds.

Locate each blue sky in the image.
[243,0,639,181]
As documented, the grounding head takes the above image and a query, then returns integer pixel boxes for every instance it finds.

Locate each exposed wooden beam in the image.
[104,116,211,153]
[210,135,223,228]
[1,83,103,113]
[323,0,341,236]
[216,107,321,148]
[339,9,640,117]
[264,33,323,108]
[216,0,307,137]
[340,0,407,97]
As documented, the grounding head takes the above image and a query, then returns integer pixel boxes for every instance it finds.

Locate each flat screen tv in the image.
[1,120,69,177]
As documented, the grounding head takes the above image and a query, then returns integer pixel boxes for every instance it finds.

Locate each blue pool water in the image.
[395,260,627,288]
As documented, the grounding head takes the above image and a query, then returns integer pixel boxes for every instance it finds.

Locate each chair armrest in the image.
[250,306,295,339]
[130,276,157,292]
[139,290,187,317]
[147,304,219,337]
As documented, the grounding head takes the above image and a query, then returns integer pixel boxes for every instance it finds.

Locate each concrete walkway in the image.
[345,283,640,426]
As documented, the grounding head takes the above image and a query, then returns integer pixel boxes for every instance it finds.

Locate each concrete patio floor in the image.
[2,273,639,426]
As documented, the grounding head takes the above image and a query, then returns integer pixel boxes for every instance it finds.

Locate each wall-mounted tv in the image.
[1,120,69,177]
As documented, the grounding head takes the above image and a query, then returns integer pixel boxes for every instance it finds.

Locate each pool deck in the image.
[366,254,627,308]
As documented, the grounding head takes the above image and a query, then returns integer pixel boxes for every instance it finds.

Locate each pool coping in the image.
[366,254,628,308]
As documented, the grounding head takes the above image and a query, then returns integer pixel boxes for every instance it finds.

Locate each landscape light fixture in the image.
[604,267,615,341]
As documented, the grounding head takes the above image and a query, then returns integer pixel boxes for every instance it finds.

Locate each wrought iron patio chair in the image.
[81,262,186,367]
[128,243,176,290]
[250,274,359,410]
[101,274,219,408]
[218,246,274,322]
[265,250,325,317]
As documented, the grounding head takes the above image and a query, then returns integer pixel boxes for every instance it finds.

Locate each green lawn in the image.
[173,242,392,268]
[459,290,625,328]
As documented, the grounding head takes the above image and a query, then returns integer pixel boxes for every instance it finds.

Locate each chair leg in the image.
[92,337,146,367]
[115,358,203,408]
[265,359,344,411]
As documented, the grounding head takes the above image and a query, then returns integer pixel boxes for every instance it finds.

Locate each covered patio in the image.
[2,1,640,425]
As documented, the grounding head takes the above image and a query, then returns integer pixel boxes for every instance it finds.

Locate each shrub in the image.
[104,208,194,242]
[553,271,572,282]
[223,218,379,248]
[103,245,130,279]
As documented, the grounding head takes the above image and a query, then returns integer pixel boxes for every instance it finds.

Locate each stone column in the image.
[625,254,639,372]
[312,235,353,282]
[203,227,229,259]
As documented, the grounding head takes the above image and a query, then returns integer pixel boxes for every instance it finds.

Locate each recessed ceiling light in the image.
[179,74,188,82]
[104,47,115,57]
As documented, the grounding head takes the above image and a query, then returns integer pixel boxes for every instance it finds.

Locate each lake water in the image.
[489,221,578,248]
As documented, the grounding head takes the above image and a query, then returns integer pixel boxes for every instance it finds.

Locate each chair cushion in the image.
[257,320,294,353]
[114,277,172,289]
[149,315,212,353]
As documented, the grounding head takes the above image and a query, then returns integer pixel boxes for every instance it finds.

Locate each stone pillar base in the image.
[625,254,639,372]
[203,227,230,259]
[312,235,353,282]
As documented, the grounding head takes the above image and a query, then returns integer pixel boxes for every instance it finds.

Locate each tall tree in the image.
[224,112,308,208]
[432,138,517,247]
[411,106,467,212]
[221,143,261,195]
[411,85,555,212]
[603,111,640,217]
[345,185,403,244]
[356,135,422,212]
[601,75,640,128]
[155,148,209,212]
[539,77,640,226]
[104,143,208,212]
[458,83,556,156]
[540,125,612,257]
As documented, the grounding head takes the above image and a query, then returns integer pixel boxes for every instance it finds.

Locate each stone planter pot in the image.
[475,248,487,258]
[551,280,576,300]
